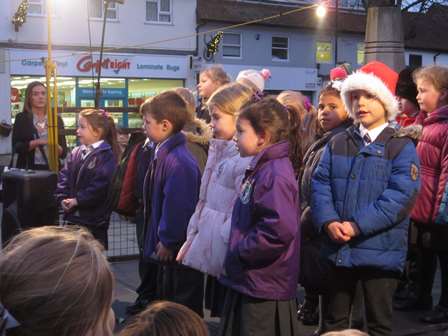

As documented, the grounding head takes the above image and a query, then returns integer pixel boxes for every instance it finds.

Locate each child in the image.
[236,68,271,96]
[56,109,119,248]
[409,65,448,323]
[298,81,352,325]
[120,301,208,336]
[197,66,230,122]
[395,67,421,127]
[218,97,301,336]
[176,82,253,317]
[311,61,421,336]
[0,226,115,336]
[140,91,204,316]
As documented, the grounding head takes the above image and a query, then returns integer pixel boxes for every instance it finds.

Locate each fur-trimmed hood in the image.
[182,118,212,146]
[395,124,423,141]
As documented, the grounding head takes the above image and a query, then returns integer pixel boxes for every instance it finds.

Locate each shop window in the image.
[222,33,242,58]
[89,0,118,20]
[316,41,332,64]
[28,0,45,16]
[146,0,172,23]
[409,54,422,67]
[357,42,365,65]
[272,37,289,61]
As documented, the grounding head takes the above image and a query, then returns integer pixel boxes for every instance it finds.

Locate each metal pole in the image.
[95,0,109,108]
[334,0,339,65]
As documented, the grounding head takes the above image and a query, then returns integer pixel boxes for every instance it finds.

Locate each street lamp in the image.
[316,4,327,18]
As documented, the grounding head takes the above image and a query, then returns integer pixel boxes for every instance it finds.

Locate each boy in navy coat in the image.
[140,91,204,316]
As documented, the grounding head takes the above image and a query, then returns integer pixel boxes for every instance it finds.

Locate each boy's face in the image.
[351,90,387,130]
[317,93,348,132]
[143,114,172,144]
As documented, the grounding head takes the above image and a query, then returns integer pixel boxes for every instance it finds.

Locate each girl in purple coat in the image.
[56,109,119,248]
[219,97,301,336]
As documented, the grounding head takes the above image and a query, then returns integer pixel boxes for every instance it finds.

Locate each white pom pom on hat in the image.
[341,61,400,121]
[236,68,271,93]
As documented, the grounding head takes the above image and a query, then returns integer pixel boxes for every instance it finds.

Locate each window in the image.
[146,0,172,23]
[272,37,289,61]
[222,33,242,58]
[28,0,45,16]
[89,0,118,20]
[357,42,365,65]
[316,41,332,63]
[409,54,422,67]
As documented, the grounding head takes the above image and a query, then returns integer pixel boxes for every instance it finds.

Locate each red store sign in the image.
[76,55,131,74]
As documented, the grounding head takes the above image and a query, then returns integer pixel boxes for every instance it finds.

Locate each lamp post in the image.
[334,0,339,65]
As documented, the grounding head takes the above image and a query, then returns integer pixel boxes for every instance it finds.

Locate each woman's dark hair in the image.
[22,81,46,114]
[239,97,302,175]
[79,109,121,159]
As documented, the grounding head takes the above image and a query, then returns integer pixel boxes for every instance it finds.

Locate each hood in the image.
[182,118,212,146]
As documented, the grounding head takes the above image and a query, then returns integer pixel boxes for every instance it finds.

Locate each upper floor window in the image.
[146,0,172,23]
[222,33,242,58]
[272,36,289,61]
[316,41,332,63]
[409,54,422,67]
[28,0,45,16]
[89,0,118,20]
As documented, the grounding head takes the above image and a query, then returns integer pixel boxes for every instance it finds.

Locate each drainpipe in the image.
[433,52,441,64]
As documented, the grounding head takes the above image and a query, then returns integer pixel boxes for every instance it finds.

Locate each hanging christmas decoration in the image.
[12,0,29,32]
[203,31,223,61]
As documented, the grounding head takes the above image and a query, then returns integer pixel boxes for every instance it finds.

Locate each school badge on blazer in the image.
[87,157,97,170]
[239,178,253,204]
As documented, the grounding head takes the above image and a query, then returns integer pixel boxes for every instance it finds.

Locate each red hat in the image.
[330,67,348,81]
[341,61,399,121]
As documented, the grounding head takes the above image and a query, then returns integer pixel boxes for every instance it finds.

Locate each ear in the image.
[161,119,173,133]
[440,89,448,103]
[257,131,271,148]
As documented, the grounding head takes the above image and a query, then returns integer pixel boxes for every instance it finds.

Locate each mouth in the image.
[356,110,369,119]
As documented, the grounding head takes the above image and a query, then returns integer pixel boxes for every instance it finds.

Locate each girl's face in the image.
[197,73,219,99]
[235,118,264,157]
[416,79,447,113]
[398,97,419,117]
[317,93,348,132]
[210,106,236,140]
[77,116,102,146]
[30,85,47,110]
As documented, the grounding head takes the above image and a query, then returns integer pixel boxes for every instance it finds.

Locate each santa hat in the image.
[341,61,399,121]
[236,68,271,93]
[330,63,352,81]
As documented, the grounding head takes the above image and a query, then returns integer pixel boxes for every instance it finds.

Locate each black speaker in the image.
[1,169,58,246]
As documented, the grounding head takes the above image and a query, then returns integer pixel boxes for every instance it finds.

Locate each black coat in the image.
[12,112,67,169]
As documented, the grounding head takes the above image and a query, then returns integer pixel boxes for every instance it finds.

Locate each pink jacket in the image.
[177,139,251,276]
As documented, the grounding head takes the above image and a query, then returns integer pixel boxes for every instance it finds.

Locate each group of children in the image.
[1,61,447,336]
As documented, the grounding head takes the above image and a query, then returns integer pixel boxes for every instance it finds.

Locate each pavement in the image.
[112,259,448,336]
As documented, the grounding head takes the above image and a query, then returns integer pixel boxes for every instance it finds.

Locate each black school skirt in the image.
[218,288,298,336]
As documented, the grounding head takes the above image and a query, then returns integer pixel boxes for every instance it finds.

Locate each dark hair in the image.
[22,81,46,114]
[120,301,208,336]
[140,91,189,134]
[318,84,341,100]
[79,109,121,159]
[239,97,302,175]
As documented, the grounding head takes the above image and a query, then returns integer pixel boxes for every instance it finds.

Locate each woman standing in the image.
[12,81,67,170]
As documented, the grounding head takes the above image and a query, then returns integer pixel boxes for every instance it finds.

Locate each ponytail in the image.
[285,105,302,177]
[104,116,121,160]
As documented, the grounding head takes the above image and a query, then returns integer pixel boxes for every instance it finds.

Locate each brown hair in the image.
[318,84,342,101]
[120,301,208,336]
[200,66,230,86]
[174,88,196,122]
[413,65,448,100]
[322,330,369,336]
[239,97,302,175]
[22,81,46,114]
[0,226,114,336]
[140,91,189,134]
[207,82,253,117]
[79,109,121,159]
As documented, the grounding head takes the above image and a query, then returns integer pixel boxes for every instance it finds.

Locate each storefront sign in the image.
[9,49,189,79]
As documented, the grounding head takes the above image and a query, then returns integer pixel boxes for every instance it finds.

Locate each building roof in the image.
[197,0,448,52]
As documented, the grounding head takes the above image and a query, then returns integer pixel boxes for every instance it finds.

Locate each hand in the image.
[156,242,174,263]
[62,198,78,212]
[176,240,192,263]
[325,221,351,243]
[341,221,360,237]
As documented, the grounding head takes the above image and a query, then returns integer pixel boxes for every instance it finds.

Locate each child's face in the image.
[416,79,447,113]
[318,93,348,132]
[197,73,219,99]
[351,90,387,130]
[77,116,102,146]
[398,97,419,116]
[235,118,263,157]
[210,106,236,140]
[143,114,171,144]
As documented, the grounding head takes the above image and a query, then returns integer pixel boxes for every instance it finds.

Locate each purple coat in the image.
[143,132,201,258]
[220,141,300,300]
[55,142,117,227]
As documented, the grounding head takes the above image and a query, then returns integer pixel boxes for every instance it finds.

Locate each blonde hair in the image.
[413,65,448,94]
[0,226,114,336]
[174,88,196,122]
[201,66,230,86]
[207,82,253,117]
[120,301,208,336]
[237,77,259,94]
[322,330,369,336]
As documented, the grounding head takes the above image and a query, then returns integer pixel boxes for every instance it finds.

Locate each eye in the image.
[318,104,325,110]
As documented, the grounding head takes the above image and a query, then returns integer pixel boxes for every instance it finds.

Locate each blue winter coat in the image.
[220,141,300,300]
[311,126,420,273]
[143,132,201,258]
[56,142,117,227]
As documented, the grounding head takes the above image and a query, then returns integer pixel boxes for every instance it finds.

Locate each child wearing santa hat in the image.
[311,61,421,336]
